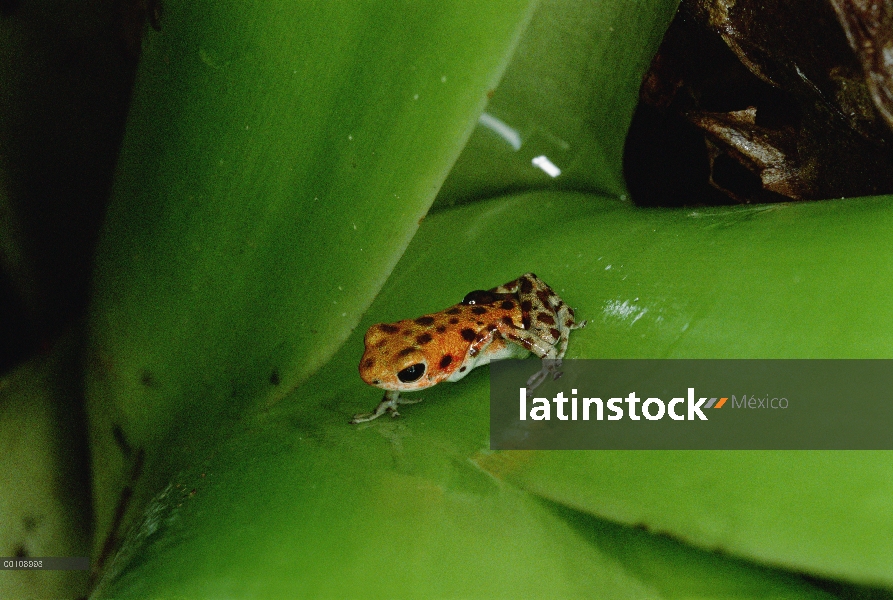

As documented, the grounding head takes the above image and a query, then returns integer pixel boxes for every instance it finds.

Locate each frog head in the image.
[358,321,434,391]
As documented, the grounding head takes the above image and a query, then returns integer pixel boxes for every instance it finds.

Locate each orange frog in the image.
[352,273,585,423]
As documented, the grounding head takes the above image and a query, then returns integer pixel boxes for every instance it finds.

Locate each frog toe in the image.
[349,412,377,424]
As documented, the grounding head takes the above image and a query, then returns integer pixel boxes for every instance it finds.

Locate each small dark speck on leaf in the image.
[270,369,281,385]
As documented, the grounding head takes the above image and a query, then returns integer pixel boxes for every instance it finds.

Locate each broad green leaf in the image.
[90,192,850,598]
[89,427,833,598]
[89,388,833,599]
[85,0,537,556]
[435,0,680,207]
[482,450,893,587]
[356,191,893,586]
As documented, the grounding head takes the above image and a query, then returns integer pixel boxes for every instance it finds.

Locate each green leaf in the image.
[91,193,852,598]
[435,0,680,207]
[90,393,833,598]
[483,449,893,588]
[366,191,893,587]
[86,0,537,555]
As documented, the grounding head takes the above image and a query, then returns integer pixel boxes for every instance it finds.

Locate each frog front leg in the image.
[349,390,423,424]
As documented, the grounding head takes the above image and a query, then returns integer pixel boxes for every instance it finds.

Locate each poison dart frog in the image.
[351,273,585,423]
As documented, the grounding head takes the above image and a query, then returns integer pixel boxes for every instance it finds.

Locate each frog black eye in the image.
[397,363,426,383]
[462,290,496,305]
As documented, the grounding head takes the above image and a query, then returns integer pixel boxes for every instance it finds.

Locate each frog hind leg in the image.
[350,390,422,424]
[519,272,587,361]
[495,273,587,390]
[554,304,587,360]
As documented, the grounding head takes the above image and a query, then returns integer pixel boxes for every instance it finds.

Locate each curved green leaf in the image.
[435,0,680,207]
[85,0,537,556]
[90,191,863,597]
[368,191,893,586]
